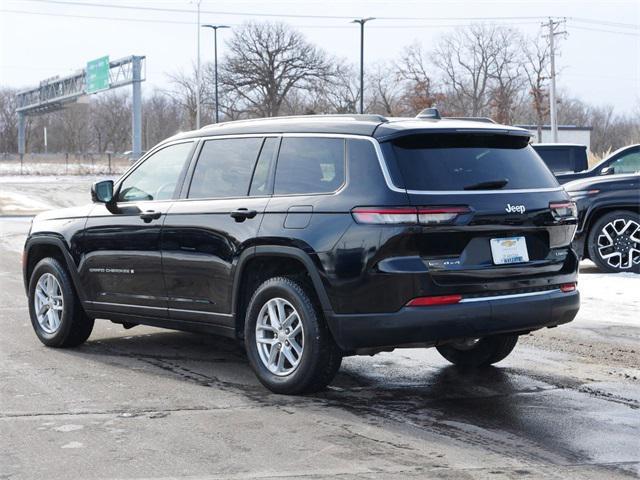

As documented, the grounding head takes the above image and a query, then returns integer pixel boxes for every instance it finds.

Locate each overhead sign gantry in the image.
[16,55,146,160]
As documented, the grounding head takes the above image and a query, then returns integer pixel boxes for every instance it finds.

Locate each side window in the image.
[188,137,264,199]
[249,137,278,196]
[274,137,345,195]
[117,142,193,202]
[610,151,640,174]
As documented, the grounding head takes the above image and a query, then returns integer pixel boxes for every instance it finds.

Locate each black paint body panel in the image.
[24,116,581,351]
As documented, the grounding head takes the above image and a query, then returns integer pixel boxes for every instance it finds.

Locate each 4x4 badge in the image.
[505,203,526,214]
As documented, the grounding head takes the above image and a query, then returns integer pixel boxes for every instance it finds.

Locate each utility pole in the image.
[131,55,143,160]
[543,17,566,143]
[202,24,230,124]
[351,17,375,114]
[195,0,202,129]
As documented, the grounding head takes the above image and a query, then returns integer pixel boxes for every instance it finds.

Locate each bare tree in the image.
[523,36,550,141]
[309,61,359,114]
[396,43,442,115]
[432,24,503,116]
[142,91,182,150]
[367,62,403,116]
[220,22,333,117]
[489,28,527,124]
[0,88,20,153]
[90,91,131,153]
[165,66,214,129]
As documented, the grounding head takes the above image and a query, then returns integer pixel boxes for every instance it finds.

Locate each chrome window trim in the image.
[144,132,564,197]
[459,289,562,303]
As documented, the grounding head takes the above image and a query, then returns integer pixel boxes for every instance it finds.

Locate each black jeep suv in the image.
[564,173,639,273]
[23,114,580,394]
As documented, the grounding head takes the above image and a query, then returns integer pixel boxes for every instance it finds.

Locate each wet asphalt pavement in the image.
[1,216,639,480]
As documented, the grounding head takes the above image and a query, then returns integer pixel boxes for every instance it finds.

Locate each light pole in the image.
[195,0,202,129]
[202,24,230,124]
[351,17,375,114]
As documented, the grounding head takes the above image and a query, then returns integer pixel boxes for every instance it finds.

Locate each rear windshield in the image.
[382,134,559,191]
[535,148,575,173]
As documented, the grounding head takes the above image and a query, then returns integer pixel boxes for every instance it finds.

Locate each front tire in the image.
[587,210,640,273]
[28,257,94,347]
[244,277,342,395]
[436,334,518,368]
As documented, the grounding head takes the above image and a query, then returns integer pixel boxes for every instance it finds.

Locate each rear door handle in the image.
[139,210,162,222]
[230,208,257,222]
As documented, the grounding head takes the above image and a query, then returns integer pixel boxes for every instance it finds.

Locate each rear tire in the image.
[244,276,342,395]
[28,257,94,348]
[587,210,640,273]
[436,334,518,368]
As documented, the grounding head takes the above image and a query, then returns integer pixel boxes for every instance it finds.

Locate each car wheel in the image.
[28,257,94,347]
[587,210,640,273]
[244,277,342,395]
[436,334,518,368]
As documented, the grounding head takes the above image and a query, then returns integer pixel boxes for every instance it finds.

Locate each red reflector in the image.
[407,294,462,306]
[560,282,576,293]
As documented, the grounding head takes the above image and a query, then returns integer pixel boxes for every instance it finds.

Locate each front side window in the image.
[274,137,345,195]
[609,150,640,174]
[117,142,194,202]
[188,137,264,199]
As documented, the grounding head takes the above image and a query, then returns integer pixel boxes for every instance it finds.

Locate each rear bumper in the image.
[326,289,580,351]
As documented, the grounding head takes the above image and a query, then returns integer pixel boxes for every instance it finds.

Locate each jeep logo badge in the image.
[505,203,526,214]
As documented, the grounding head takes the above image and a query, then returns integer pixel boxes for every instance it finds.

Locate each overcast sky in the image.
[1,0,639,116]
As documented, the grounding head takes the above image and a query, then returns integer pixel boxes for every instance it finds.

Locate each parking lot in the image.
[1,177,639,479]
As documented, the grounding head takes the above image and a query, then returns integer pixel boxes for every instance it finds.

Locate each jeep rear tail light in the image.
[560,282,577,293]
[417,206,470,225]
[549,201,577,220]
[352,206,470,225]
[351,207,418,225]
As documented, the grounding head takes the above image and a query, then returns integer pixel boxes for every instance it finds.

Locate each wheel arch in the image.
[23,236,86,302]
[231,246,333,339]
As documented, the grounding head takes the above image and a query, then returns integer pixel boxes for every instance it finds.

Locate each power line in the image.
[1,8,197,25]
[0,9,543,28]
[571,17,640,30]
[18,0,640,32]
[19,0,551,22]
[569,24,640,37]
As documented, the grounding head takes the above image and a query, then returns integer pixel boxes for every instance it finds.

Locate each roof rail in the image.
[200,113,388,130]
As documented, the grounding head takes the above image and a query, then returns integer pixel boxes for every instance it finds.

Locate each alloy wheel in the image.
[255,297,304,376]
[596,218,640,270]
[34,273,64,334]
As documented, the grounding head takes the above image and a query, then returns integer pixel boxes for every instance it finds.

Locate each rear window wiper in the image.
[463,179,509,190]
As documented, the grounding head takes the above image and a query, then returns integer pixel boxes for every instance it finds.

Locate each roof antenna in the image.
[416,107,441,120]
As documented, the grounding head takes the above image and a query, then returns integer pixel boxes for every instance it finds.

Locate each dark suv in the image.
[556,144,640,184]
[23,114,580,394]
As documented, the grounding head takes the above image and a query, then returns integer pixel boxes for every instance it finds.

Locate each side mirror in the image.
[91,180,114,204]
[601,166,614,176]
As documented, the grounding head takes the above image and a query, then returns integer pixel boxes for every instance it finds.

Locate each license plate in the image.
[490,236,529,265]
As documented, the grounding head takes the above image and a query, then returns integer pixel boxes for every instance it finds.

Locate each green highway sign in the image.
[86,56,110,93]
